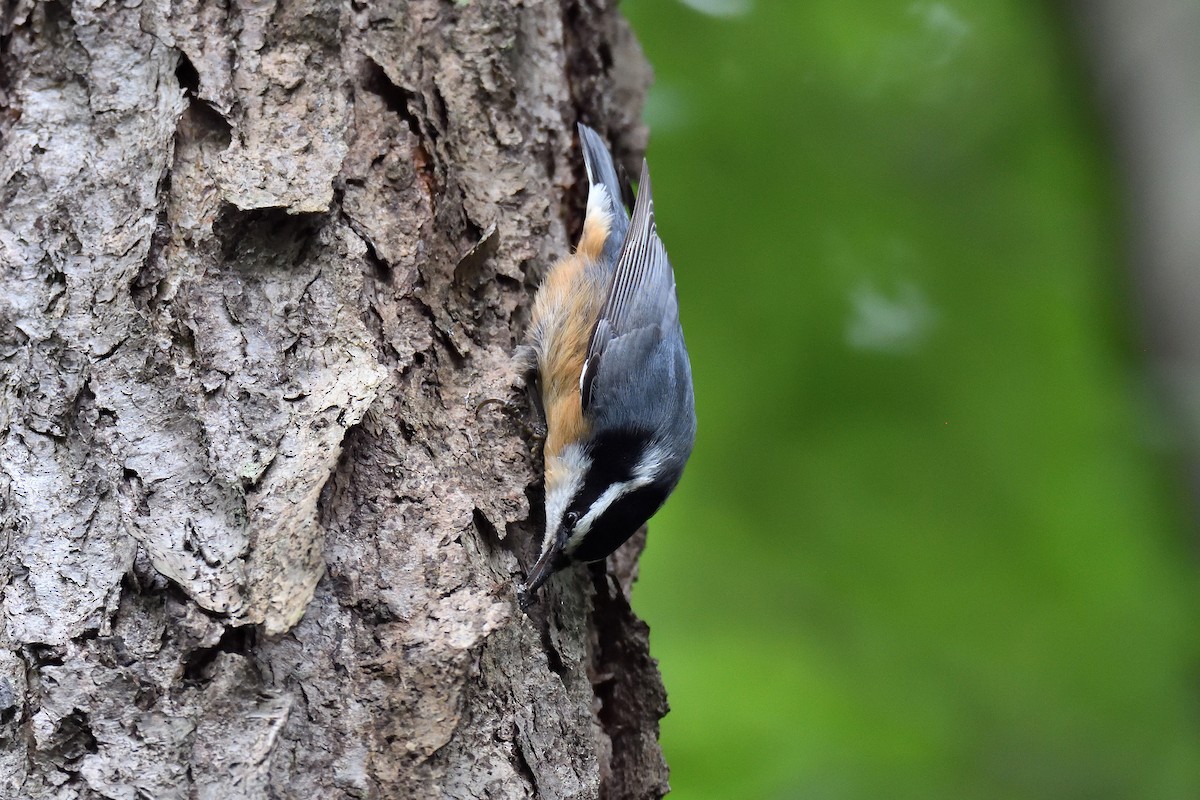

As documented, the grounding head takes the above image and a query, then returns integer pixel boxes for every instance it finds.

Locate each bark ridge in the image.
[0,0,668,797]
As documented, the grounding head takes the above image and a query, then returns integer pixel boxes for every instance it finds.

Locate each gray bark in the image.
[0,0,668,797]
[1070,1,1200,502]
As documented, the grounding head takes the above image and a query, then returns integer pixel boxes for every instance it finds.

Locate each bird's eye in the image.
[564,511,580,529]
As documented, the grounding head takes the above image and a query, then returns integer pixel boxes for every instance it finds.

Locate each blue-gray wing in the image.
[581,161,694,452]
[584,323,695,462]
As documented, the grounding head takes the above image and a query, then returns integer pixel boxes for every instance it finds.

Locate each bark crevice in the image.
[1,1,667,797]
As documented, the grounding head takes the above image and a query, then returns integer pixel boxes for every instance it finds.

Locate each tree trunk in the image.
[1070,1,1200,504]
[0,0,668,797]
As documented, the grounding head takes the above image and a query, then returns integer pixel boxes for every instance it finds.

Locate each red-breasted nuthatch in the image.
[517,124,696,608]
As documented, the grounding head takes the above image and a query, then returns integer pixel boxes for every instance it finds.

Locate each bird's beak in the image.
[518,544,564,610]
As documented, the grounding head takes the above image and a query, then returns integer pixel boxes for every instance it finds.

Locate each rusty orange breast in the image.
[531,251,606,462]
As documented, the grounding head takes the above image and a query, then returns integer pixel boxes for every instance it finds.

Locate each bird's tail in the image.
[578,123,630,263]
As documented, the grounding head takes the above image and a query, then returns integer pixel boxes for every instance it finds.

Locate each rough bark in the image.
[0,0,668,797]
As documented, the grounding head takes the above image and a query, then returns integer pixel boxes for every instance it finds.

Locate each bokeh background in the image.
[620,1,1200,797]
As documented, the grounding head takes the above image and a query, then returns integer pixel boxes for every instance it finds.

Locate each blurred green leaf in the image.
[622,1,1200,798]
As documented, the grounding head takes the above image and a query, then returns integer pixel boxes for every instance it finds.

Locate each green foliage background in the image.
[621,1,1200,797]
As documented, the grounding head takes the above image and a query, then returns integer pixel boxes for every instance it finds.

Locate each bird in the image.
[516,123,696,609]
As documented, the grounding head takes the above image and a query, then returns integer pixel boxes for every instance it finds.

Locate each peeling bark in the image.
[0,0,668,796]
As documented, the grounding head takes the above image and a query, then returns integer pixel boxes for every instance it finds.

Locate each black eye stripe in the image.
[569,480,675,563]
[587,428,651,484]
[564,428,651,522]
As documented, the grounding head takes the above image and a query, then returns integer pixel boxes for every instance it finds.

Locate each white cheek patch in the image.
[542,444,589,555]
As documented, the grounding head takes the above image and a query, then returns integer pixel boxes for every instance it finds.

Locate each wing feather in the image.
[581,161,678,411]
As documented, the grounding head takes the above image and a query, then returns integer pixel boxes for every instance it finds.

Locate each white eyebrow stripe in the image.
[565,478,644,555]
[633,446,665,484]
[564,446,666,555]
